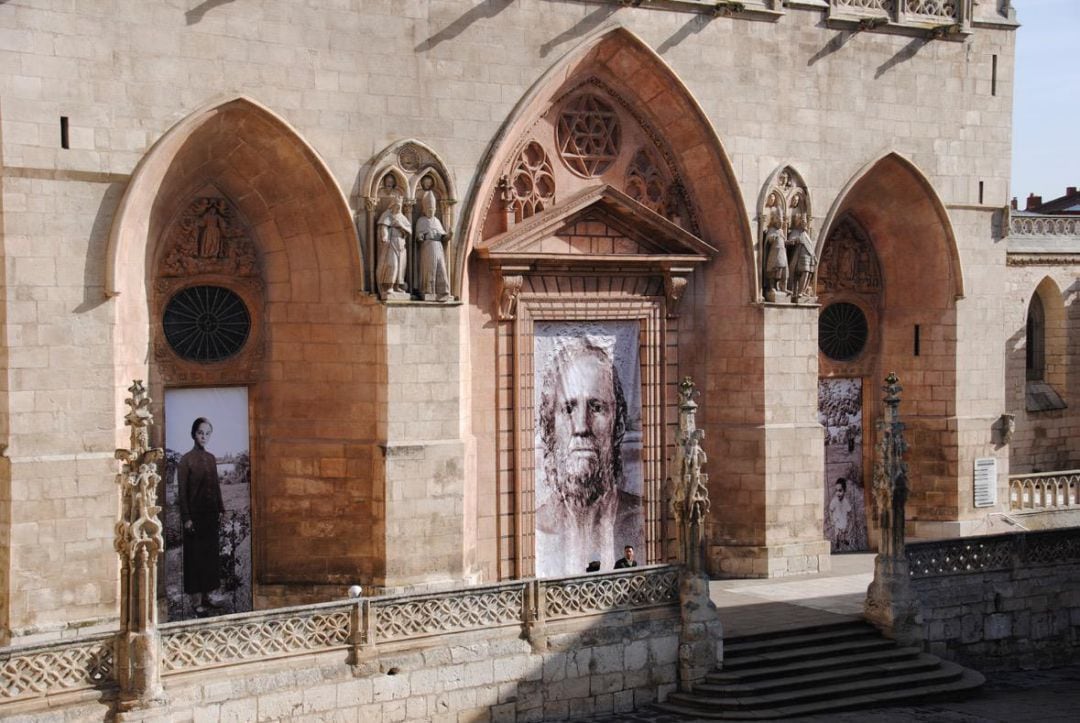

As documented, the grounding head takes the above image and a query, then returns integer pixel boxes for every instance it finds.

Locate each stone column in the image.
[672,378,723,690]
[114,381,167,713]
[864,373,923,646]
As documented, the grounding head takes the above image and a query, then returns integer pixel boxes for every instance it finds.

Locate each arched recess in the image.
[461,25,749,581]
[816,151,963,525]
[108,96,383,608]
[1026,277,1066,392]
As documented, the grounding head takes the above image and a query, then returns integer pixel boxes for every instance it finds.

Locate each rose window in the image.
[163,285,251,363]
[556,94,621,177]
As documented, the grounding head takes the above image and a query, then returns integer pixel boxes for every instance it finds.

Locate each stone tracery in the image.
[507,141,556,223]
[556,93,621,177]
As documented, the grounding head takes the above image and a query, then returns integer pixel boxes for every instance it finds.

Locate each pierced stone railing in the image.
[1008,470,1080,511]
[907,528,1080,578]
[1009,215,1080,238]
[0,565,679,700]
[159,600,353,673]
[0,633,115,703]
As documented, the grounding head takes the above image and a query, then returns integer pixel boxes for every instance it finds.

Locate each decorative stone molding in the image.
[506,141,556,225]
[361,140,458,300]
[1009,215,1080,237]
[664,272,691,317]
[828,0,974,38]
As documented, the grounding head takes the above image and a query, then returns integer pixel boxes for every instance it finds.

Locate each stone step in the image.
[666,660,970,711]
[720,636,899,671]
[697,652,943,696]
[723,623,880,658]
[707,645,924,684]
[655,667,986,720]
[721,618,869,646]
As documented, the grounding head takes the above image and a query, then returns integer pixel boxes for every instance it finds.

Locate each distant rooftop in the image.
[1011,186,1080,215]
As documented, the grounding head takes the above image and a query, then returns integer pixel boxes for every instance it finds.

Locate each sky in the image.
[1010,0,1080,203]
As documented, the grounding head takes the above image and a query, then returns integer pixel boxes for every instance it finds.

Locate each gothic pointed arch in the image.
[459,24,752,301]
[818,151,964,304]
[817,150,964,527]
[106,95,384,603]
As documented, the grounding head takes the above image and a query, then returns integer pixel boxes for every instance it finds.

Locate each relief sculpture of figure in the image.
[376,194,411,300]
[415,188,452,301]
[178,417,225,616]
[788,212,817,301]
[764,208,789,302]
[197,200,225,258]
[535,340,642,576]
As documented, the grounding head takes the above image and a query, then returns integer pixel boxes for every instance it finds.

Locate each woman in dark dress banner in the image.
[178,417,225,615]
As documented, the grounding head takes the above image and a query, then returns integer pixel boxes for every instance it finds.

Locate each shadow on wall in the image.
[416,0,515,52]
[541,4,619,58]
[185,0,237,26]
[75,182,126,314]
[656,14,711,56]
[876,37,929,78]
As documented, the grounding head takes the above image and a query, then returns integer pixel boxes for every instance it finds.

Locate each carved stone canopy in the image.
[477,185,714,319]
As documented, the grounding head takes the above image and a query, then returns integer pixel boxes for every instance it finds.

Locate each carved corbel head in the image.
[664,271,690,318]
[496,274,524,321]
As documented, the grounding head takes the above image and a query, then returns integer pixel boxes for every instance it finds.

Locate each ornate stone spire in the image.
[114,380,166,710]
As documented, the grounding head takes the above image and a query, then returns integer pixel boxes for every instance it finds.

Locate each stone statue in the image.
[764,208,789,302]
[376,194,411,300]
[788,212,816,301]
[415,188,452,302]
[671,377,710,574]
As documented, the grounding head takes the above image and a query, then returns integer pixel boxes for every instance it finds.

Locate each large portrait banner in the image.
[164,387,252,620]
[818,378,869,552]
[534,321,644,577]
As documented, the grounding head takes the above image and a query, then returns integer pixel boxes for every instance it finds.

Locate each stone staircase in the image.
[656,619,985,719]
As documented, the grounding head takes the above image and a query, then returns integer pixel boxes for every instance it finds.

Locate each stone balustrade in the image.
[905,528,1080,670]
[1008,470,1080,511]
[0,565,679,706]
[1009,215,1080,238]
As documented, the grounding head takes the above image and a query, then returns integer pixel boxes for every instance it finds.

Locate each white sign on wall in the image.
[974,457,998,508]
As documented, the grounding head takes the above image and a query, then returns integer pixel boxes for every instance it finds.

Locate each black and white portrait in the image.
[164,387,252,620]
[534,322,644,577]
[818,378,869,552]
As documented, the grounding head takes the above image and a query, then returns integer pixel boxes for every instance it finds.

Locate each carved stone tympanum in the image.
[160,195,258,278]
[817,217,882,295]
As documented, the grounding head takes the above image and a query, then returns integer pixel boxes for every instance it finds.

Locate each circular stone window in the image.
[819,302,869,362]
[163,285,251,363]
[556,94,621,177]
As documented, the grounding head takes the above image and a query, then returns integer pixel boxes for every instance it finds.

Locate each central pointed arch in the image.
[458,25,753,300]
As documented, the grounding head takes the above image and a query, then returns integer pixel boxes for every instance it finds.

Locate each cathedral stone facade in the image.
[4,0,1068,647]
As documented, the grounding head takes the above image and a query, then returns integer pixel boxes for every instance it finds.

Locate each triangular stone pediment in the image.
[477,185,716,265]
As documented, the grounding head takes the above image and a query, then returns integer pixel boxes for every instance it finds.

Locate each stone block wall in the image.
[909,529,1080,671]
[1004,266,1080,474]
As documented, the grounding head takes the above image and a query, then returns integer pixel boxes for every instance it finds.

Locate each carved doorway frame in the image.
[499,291,675,579]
